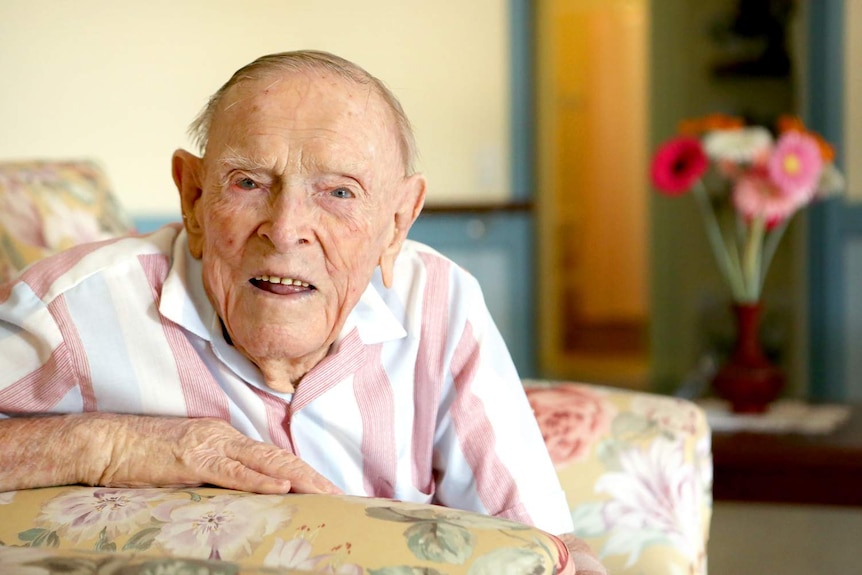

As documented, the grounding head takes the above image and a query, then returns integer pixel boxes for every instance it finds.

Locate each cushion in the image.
[0,160,134,283]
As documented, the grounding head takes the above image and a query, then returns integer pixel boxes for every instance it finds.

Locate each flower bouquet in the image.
[650,114,843,412]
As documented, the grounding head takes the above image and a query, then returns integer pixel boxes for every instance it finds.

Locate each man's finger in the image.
[201,457,294,494]
[271,457,341,494]
[235,444,341,494]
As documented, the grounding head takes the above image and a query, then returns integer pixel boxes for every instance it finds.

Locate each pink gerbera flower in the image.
[767,131,823,200]
[650,137,708,196]
[733,169,804,223]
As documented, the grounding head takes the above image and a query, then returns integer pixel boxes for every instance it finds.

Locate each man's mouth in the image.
[250,275,316,295]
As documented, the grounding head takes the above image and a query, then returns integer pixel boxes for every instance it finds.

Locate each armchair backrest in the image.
[0,160,134,283]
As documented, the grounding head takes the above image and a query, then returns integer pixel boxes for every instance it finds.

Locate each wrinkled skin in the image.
[172,70,426,392]
[0,414,340,495]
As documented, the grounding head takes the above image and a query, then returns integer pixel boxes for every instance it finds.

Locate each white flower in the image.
[816,162,846,198]
[35,488,154,543]
[264,537,326,571]
[264,533,363,574]
[152,494,294,561]
[328,564,364,575]
[595,438,706,567]
[703,127,773,163]
[696,434,714,497]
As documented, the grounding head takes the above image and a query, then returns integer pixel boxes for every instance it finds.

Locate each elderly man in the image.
[0,51,604,572]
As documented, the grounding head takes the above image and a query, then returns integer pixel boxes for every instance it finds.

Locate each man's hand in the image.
[558,533,607,575]
[0,413,340,495]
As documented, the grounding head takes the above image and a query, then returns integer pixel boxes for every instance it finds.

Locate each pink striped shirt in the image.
[0,225,573,535]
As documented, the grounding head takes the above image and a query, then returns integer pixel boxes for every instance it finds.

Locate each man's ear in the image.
[380,173,427,288]
[172,149,205,258]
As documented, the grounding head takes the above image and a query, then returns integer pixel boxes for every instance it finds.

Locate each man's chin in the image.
[232,327,331,367]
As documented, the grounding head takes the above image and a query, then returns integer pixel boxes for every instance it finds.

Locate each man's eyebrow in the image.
[217,151,273,171]
[214,149,371,187]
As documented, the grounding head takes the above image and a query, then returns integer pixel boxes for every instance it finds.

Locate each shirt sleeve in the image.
[0,279,79,416]
[431,270,574,536]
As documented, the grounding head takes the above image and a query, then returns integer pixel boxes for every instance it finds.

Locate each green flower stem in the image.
[734,208,747,247]
[742,215,765,302]
[692,181,746,299]
[722,218,745,295]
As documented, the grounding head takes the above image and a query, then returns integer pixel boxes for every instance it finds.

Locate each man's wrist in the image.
[68,412,121,487]
[0,413,119,491]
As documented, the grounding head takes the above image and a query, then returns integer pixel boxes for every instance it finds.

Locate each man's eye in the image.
[330,187,355,199]
[234,177,257,190]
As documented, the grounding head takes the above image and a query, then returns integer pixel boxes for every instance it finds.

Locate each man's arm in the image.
[0,413,340,494]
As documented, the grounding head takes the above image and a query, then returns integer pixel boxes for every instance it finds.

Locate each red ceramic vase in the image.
[712,303,785,413]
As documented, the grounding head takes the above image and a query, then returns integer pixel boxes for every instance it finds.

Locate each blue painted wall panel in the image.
[409,212,536,377]
[806,0,849,400]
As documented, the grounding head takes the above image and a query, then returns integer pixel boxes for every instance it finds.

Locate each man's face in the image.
[175,70,422,390]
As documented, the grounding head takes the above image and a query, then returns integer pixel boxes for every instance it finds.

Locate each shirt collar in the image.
[160,229,214,341]
[342,270,408,346]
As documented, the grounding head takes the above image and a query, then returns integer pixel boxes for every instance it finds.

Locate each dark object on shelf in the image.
[710,0,795,78]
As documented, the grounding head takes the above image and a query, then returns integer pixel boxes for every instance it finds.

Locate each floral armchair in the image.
[0,160,712,574]
[524,381,712,573]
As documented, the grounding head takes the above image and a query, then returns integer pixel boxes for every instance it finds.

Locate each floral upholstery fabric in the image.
[524,381,712,575]
[0,487,574,574]
[0,160,134,284]
[0,545,299,575]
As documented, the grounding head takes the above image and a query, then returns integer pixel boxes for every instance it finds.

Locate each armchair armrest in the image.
[525,380,712,575]
[0,486,574,574]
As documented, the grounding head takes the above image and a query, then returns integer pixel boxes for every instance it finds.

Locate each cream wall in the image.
[0,0,510,215]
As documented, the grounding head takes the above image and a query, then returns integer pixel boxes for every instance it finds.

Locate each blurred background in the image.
[0,0,857,401]
[3,2,862,574]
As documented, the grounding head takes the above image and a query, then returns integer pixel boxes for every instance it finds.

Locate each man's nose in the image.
[258,188,313,249]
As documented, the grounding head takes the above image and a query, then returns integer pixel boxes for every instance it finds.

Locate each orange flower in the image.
[678,114,744,136]
[809,132,836,163]
[776,115,835,162]
[777,115,806,134]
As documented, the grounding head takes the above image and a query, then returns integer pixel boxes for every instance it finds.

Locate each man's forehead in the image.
[218,69,383,123]
[205,70,401,174]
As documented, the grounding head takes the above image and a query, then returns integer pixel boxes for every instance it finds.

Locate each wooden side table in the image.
[712,405,862,506]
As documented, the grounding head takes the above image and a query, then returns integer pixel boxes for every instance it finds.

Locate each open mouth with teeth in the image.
[250,275,316,295]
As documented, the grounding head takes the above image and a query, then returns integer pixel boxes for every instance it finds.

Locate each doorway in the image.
[535,0,651,386]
